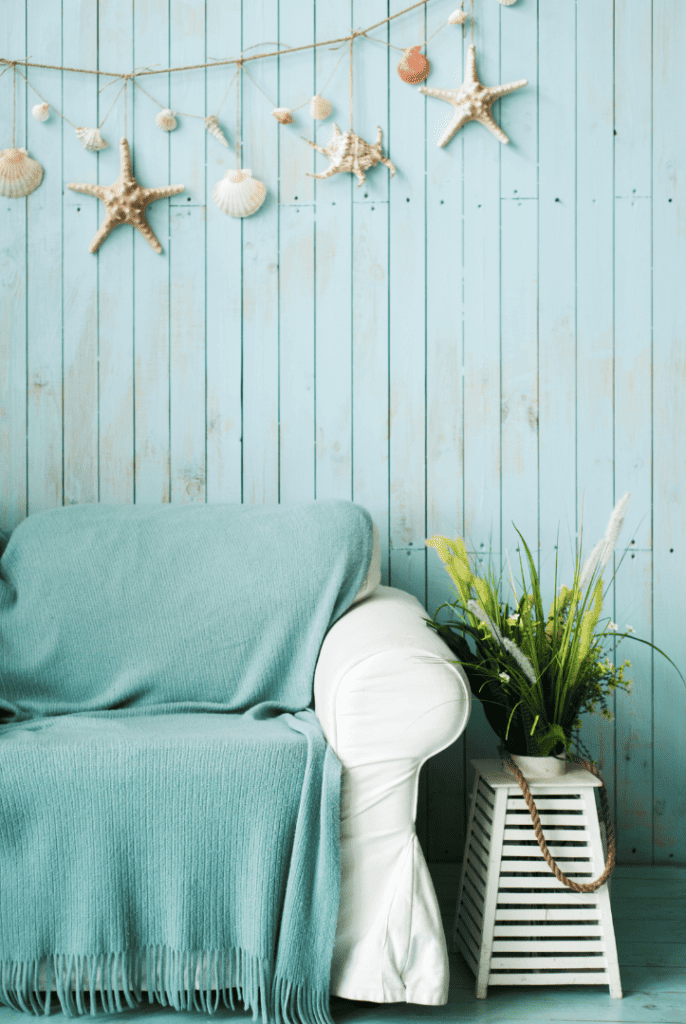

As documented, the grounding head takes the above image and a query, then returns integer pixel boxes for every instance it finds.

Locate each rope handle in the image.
[498,748,617,893]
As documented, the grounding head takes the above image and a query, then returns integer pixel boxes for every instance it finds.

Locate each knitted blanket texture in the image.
[0,500,374,1023]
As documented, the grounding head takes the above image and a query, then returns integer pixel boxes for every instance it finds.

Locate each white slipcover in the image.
[314,585,472,1006]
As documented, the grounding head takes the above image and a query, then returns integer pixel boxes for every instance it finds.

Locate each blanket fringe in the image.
[0,949,334,1024]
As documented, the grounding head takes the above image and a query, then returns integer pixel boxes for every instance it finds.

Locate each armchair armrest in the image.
[313,584,471,1005]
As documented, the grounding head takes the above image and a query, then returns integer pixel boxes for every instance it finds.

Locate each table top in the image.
[471,758,603,789]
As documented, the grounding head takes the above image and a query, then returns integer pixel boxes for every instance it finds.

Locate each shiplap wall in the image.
[1,0,684,865]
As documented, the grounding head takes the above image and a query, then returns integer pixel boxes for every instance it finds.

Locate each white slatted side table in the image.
[453,759,622,999]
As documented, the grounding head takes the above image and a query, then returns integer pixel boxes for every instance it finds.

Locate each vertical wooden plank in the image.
[615,0,652,200]
[277,0,314,207]
[653,0,686,866]
[575,0,615,792]
[169,0,206,504]
[462,0,503,795]
[500,199,537,563]
[313,1,353,504]
[614,551,653,863]
[499,0,537,200]
[351,201,389,581]
[132,0,172,504]
[63,0,98,508]
[388,0,427,605]
[425,0,467,865]
[26,0,62,514]
[279,204,315,502]
[97,0,135,504]
[242,0,279,506]
[206,0,243,504]
[0,2,28,529]
[538,0,577,590]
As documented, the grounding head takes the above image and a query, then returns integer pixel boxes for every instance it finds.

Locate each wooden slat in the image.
[495,907,602,921]
[503,827,589,842]
[494,924,604,936]
[504,814,587,827]
[493,940,605,953]
[506,798,582,811]
[496,891,601,905]
[488,971,609,986]
[464,863,486,900]
[463,877,485,915]
[457,909,482,949]
[500,860,596,874]
[490,956,608,970]
[501,845,592,859]
[498,876,604,890]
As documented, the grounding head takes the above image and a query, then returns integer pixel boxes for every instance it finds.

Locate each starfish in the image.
[67,138,185,253]
[302,124,396,187]
[418,44,527,147]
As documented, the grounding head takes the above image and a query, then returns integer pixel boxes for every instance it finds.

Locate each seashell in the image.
[75,127,108,151]
[448,8,468,23]
[32,102,50,122]
[0,147,43,198]
[271,107,294,124]
[212,168,266,218]
[497,0,518,5]
[309,94,332,120]
[155,108,177,131]
[397,46,431,84]
[205,115,229,147]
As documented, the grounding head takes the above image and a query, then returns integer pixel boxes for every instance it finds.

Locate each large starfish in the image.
[419,44,527,147]
[67,138,185,253]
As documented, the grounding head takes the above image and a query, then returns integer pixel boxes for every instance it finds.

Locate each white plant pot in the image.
[503,754,568,778]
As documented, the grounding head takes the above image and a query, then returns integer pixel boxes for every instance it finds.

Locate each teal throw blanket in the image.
[0,500,374,1023]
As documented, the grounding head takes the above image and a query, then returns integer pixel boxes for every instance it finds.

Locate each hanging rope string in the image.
[235,62,241,169]
[12,63,16,147]
[0,0,437,79]
[470,0,475,45]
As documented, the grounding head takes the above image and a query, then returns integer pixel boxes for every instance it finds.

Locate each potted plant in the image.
[425,493,682,779]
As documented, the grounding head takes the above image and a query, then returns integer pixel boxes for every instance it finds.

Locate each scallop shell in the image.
[32,102,50,122]
[155,108,177,131]
[75,127,109,151]
[0,147,43,198]
[309,94,332,120]
[212,169,266,218]
[272,107,294,124]
[397,46,431,84]
[205,115,229,147]
[448,8,468,23]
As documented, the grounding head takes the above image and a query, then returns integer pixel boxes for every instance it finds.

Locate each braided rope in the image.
[498,747,617,893]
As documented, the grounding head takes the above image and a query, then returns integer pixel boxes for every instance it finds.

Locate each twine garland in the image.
[498,746,617,894]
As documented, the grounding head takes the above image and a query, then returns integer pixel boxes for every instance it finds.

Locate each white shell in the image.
[0,147,43,198]
[212,169,266,218]
[205,115,229,147]
[32,102,50,122]
[75,127,109,151]
[309,94,332,120]
[155,108,177,131]
[497,0,518,5]
[448,8,468,23]
[272,107,294,124]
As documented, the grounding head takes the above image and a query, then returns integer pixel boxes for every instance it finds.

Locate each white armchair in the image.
[314,585,472,1006]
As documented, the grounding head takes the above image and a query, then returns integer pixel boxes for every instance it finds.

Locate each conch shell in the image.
[0,147,43,198]
[155,108,177,131]
[272,107,294,124]
[448,8,468,23]
[205,115,229,147]
[309,94,332,120]
[32,102,50,122]
[212,168,266,218]
[75,127,108,151]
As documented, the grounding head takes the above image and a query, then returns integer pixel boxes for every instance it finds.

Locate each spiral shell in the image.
[32,102,50,122]
[397,46,431,84]
[212,169,266,218]
[155,108,177,131]
[272,107,294,124]
[0,148,43,198]
[309,94,332,120]
[448,8,468,23]
[75,127,109,152]
[205,115,229,147]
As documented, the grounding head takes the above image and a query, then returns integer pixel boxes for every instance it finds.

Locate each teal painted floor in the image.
[0,864,683,1024]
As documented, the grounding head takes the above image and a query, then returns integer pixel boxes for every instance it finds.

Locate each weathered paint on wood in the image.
[1,0,684,865]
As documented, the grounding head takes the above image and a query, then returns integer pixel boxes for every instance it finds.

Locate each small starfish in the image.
[302,124,396,187]
[67,138,185,253]
[419,44,527,147]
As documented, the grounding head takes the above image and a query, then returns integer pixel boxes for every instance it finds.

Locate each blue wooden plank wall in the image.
[1,0,684,865]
